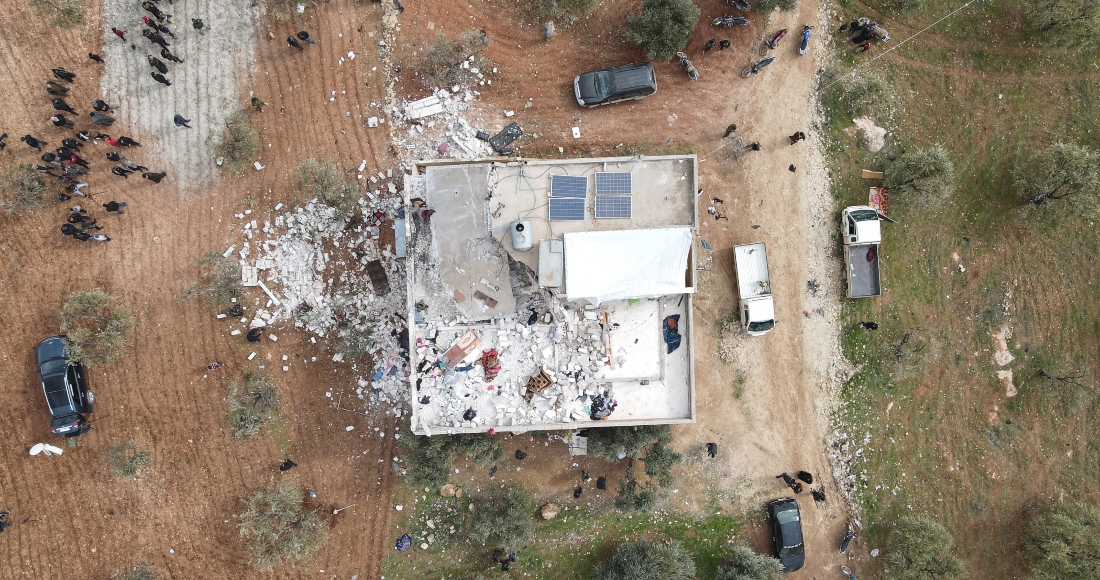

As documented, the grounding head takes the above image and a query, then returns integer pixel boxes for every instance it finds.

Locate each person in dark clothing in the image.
[118,136,142,147]
[573,486,583,498]
[52,67,76,82]
[62,137,81,150]
[462,408,476,421]
[788,131,806,144]
[79,216,102,230]
[89,53,104,63]
[246,328,263,342]
[90,112,116,126]
[57,192,72,201]
[50,115,74,128]
[21,135,46,151]
[46,81,69,96]
[52,98,77,114]
[73,231,91,241]
[859,321,878,330]
[296,30,318,44]
[706,442,718,458]
[192,18,204,30]
[279,459,297,471]
[70,154,90,168]
[142,171,167,183]
[112,27,126,40]
[93,100,113,113]
[596,476,607,490]
[142,1,167,22]
[61,223,77,236]
[745,141,761,151]
[151,72,171,86]
[173,114,191,128]
[121,161,148,172]
[251,97,265,112]
[143,15,157,29]
[41,152,61,166]
[704,38,716,52]
[287,36,304,51]
[776,473,803,494]
[56,145,73,158]
[719,39,731,51]
[789,164,797,172]
[67,212,86,224]
[853,29,875,44]
[811,488,826,503]
[796,471,813,484]
[147,55,168,74]
[106,151,123,162]
[111,166,131,178]
[228,304,243,317]
[161,47,183,63]
[515,449,527,460]
[76,131,92,142]
[159,24,176,38]
[723,123,737,138]
[143,29,170,49]
[64,165,86,177]
[104,201,127,214]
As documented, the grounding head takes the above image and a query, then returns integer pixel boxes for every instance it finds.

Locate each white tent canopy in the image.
[564,227,694,304]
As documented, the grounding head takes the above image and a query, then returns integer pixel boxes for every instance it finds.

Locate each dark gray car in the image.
[36,336,91,436]
[574,62,657,107]
[767,498,805,572]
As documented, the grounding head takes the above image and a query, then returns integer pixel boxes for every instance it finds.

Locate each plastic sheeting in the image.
[564,227,694,304]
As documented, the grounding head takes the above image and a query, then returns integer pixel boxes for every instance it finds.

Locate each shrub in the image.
[625,0,700,62]
[111,562,156,580]
[1027,502,1100,580]
[297,159,360,218]
[883,146,954,205]
[418,31,490,88]
[0,163,48,213]
[181,252,244,310]
[59,289,133,367]
[587,425,672,461]
[1014,142,1100,215]
[404,433,456,487]
[829,72,893,119]
[467,485,535,552]
[642,441,683,488]
[226,371,280,438]
[526,0,598,23]
[753,0,798,13]
[107,440,151,478]
[1028,0,1100,47]
[883,516,967,580]
[29,0,84,28]
[238,480,328,571]
[448,434,504,467]
[594,537,696,580]
[212,110,258,175]
[614,478,657,513]
[716,544,784,580]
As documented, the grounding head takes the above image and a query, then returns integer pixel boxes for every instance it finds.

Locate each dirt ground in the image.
[0,0,850,578]
[0,1,400,578]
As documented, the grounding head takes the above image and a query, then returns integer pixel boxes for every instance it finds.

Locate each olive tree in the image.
[467,485,535,553]
[226,371,280,438]
[1028,0,1100,47]
[615,478,657,513]
[642,440,683,488]
[884,516,967,580]
[297,159,360,219]
[587,425,672,461]
[625,0,701,62]
[0,163,48,213]
[883,146,954,205]
[716,544,784,580]
[754,0,798,13]
[181,252,244,310]
[594,538,696,580]
[212,110,258,175]
[59,289,133,367]
[1014,142,1100,214]
[238,481,327,571]
[1028,502,1100,580]
[29,0,84,28]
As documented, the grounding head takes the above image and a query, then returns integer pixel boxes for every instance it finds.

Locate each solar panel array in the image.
[548,197,586,221]
[595,172,632,196]
[550,175,588,199]
[594,195,632,219]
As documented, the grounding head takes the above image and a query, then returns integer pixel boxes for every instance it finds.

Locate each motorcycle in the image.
[713,15,749,27]
[676,52,699,81]
[798,24,813,56]
[840,521,856,555]
[741,56,775,78]
[759,27,788,55]
[727,0,752,10]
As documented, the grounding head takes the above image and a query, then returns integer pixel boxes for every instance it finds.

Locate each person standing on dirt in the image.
[103,201,127,214]
[251,97,265,112]
[173,114,192,128]
[719,39,731,51]
[21,135,46,151]
[142,1,168,22]
[142,15,157,30]
[118,136,142,147]
[246,328,263,342]
[287,36,304,51]
[158,23,176,38]
[52,98,77,114]
[192,17,204,31]
[723,123,737,138]
[50,115,74,128]
[91,112,115,126]
[143,29,170,50]
[92,100,113,113]
[112,27,127,41]
[279,459,297,471]
[296,30,318,44]
[151,72,171,86]
[111,166,130,178]
[706,442,718,458]
[147,55,168,74]
[46,81,68,96]
[159,47,183,64]
[788,131,806,145]
[704,38,716,52]
[121,160,148,172]
[91,234,111,242]
[142,171,167,183]
[52,67,76,82]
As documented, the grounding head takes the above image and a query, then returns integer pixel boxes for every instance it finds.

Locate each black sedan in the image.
[36,336,91,436]
[767,498,805,572]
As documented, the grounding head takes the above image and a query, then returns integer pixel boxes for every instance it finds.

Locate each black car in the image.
[573,62,657,107]
[36,336,91,436]
[767,498,805,572]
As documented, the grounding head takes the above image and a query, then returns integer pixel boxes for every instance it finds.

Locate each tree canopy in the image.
[238,481,328,571]
[0,163,48,213]
[1028,502,1100,580]
[754,0,798,13]
[625,0,701,62]
[594,538,696,580]
[884,516,968,580]
[883,146,954,205]
[716,544,784,580]
[1028,0,1100,47]
[60,289,133,367]
[1014,142,1100,214]
[467,485,535,552]
[587,425,672,461]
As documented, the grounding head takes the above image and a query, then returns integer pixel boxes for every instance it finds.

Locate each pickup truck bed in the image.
[846,244,881,298]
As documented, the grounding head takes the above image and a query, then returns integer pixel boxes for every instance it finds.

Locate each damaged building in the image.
[404,155,699,435]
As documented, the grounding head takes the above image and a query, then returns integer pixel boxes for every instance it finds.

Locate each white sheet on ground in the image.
[564,227,694,304]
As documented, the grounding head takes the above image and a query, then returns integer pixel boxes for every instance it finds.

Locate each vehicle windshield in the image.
[41,359,67,378]
[594,71,613,99]
[748,320,775,333]
[850,209,879,221]
[779,543,804,557]
[776,509,800,525]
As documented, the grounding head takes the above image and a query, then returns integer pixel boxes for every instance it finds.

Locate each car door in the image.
[67,364,85,411]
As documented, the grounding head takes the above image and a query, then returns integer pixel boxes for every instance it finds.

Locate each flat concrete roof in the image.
[403,155,699,435]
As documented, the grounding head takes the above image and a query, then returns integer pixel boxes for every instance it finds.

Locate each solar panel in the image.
[549,197,586,221]
[595,172,632,196]
[550,175,588,199]
[594,196,632,219]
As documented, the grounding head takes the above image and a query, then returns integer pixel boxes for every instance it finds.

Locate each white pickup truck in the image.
[734,242,776,336]
[841,205,886,299]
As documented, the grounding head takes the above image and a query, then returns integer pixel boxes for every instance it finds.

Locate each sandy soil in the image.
[0,1,399,578]
[389,0,851,577]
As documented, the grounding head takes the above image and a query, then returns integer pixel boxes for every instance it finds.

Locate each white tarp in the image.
[564,227,694,304]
